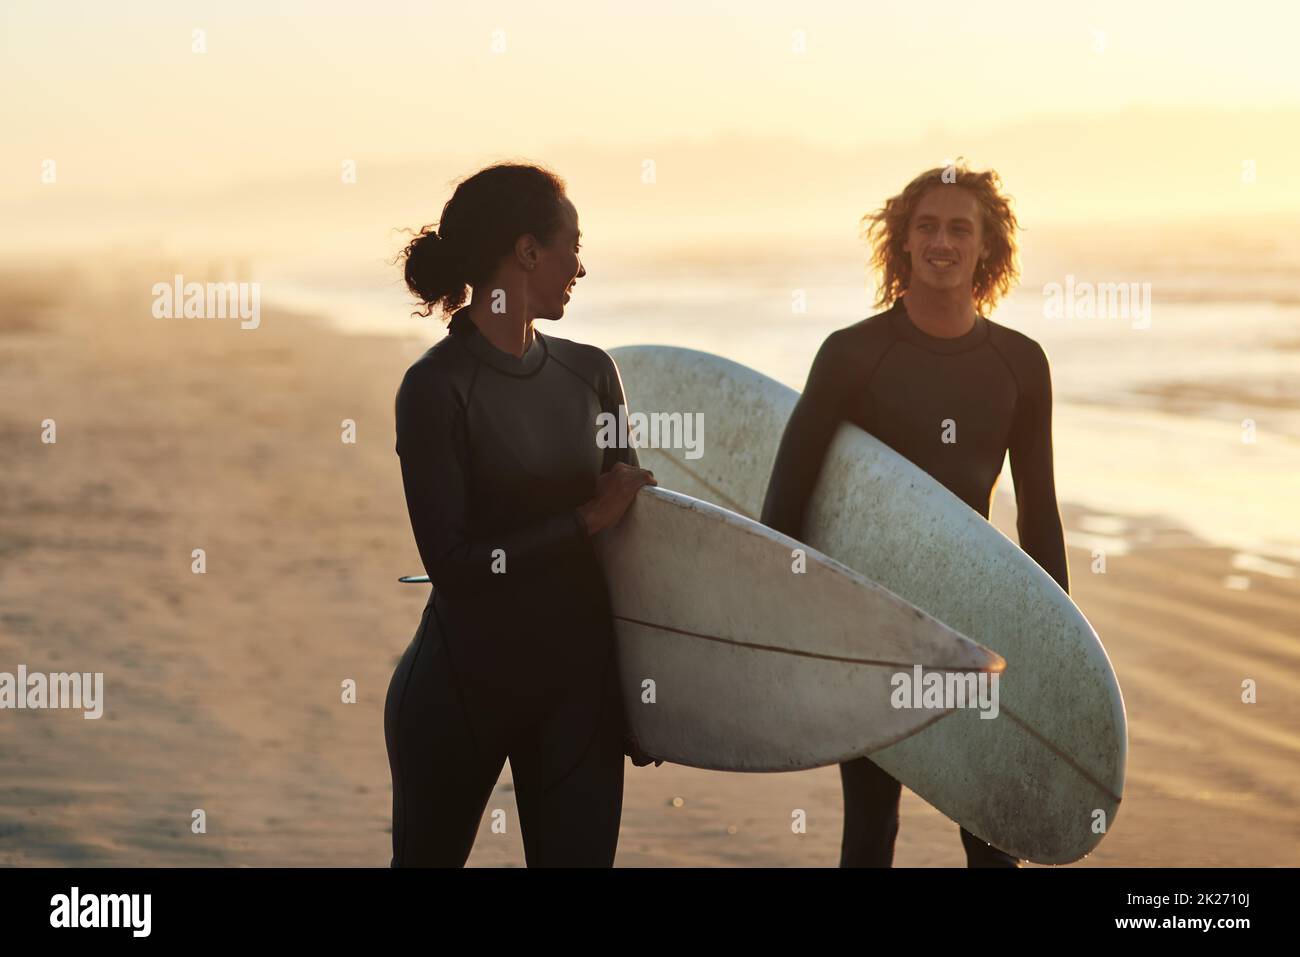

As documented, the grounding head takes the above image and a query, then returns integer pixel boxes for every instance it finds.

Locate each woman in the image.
[385,163,657,867]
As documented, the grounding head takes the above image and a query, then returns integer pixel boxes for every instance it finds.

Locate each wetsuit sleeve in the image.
[601,351,640,470]
[395,363,588,595]
[1008,344,1070,594]
[760,333,849,538]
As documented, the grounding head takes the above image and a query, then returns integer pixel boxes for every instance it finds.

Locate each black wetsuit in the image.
[760,298,1069,868]
[384,307,637,867]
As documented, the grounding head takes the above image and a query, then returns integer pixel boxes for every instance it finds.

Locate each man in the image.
[760,163,1069,867]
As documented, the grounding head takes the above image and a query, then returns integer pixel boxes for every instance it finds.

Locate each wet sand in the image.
[1,261,1296,866]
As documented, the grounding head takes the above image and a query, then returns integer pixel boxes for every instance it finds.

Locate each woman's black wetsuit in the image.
[384,307,637,867]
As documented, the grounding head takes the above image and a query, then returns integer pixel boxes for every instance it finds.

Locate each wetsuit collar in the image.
[448,306,549,376]
[890,298,989,355]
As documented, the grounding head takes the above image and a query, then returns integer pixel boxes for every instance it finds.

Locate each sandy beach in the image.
[1,261,1297,867]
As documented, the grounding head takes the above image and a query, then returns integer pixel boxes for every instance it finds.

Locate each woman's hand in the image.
[577,462,657,535]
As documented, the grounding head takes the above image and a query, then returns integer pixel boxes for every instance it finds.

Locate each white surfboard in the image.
[610,345,1128,864]
[401,486,1004,772]
[594,485,1004,771]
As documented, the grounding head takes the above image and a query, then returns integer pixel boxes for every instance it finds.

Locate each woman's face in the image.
[529,196,586,321]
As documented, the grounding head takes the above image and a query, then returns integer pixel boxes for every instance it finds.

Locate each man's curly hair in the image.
[862,161,1021,314]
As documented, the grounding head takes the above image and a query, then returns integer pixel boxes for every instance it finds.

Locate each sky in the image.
[3,0,1299,258]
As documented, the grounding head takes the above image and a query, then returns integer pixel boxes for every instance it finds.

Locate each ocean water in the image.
[262,259,1300,571]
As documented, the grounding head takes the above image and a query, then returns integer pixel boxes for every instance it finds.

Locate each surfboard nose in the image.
[916,612,1006,675]
[596,486,1017,771]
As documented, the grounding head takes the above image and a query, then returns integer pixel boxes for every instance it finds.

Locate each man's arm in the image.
[1007,343,1070,594]
[760,332,851,539]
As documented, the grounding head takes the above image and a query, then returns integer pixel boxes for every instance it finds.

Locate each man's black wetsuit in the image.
[384,307,636,867]
[760,297,1069,868]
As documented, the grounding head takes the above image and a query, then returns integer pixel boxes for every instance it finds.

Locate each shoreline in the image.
[258,277,1300,568]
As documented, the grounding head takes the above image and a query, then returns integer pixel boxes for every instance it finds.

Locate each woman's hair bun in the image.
[402,226,465,318]
[399,163,567,320]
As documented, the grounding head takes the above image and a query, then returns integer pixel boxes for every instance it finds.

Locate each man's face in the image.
[903,186,989,295]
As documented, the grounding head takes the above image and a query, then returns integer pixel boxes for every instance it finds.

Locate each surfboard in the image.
[610,344,1128,864]
[595,485,1003,771]
[402,485,1005,773]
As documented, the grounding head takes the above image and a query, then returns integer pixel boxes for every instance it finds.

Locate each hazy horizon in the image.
[6,106,1300,275]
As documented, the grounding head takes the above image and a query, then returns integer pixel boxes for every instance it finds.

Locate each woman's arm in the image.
[600,350,640,471]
